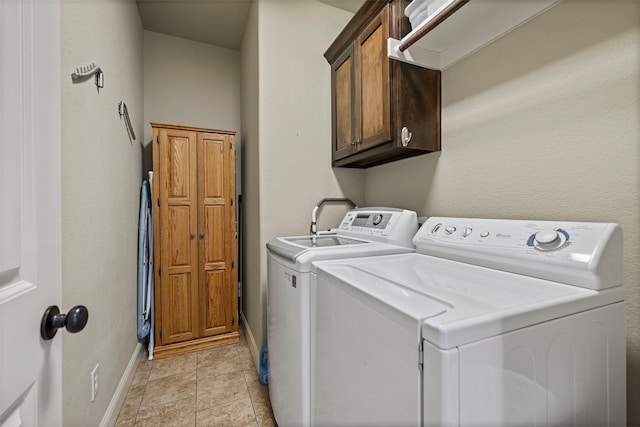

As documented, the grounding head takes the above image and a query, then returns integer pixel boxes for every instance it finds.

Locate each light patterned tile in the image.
[115,395,142,427]
[238,352,256,372]
[197,370,250,411]
[141,371,197,408]
[127,368,151,399]
[136,353,154,373]
[120,341,275,427]
[134,396,195,427]
[196,397,257,427]
[246,379,271,416]
[149,352,197,381]
[256,412,277,427]
[242,365,259,383]
[197,345,242,379]
[200,344,239,360]
[236,341,252,358]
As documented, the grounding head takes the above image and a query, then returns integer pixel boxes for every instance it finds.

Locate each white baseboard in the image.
[99,343,143,427]
[241,311,260,373]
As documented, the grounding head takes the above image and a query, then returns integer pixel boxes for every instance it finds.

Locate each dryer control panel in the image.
[415,217,623,290]
[337,208,418,248]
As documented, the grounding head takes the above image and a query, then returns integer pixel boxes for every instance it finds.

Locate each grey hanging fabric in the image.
[137,180,152,341]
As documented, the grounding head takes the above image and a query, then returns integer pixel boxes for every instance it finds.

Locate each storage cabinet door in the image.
[157,128,199,344]
[197,132,237,337]
[331,45,357,162]
[356,5,391,151]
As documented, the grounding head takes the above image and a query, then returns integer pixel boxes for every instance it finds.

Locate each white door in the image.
[1,0,63,425]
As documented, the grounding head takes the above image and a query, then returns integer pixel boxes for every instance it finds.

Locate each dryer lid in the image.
[315,253,624,349]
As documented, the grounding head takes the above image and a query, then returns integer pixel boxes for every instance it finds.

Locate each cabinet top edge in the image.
[151,122,237,135]
[324,0,391,63]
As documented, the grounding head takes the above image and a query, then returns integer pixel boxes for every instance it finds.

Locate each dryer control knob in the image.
[533,229,566,250]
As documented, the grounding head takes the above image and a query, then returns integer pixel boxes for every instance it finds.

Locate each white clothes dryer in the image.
[313,217,625,427]
[266,207,419,427]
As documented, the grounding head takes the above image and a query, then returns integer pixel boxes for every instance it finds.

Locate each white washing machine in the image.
[266,207,419,427]
[313,217,626,427]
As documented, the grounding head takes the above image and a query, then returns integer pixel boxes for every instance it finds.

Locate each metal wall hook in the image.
[118,101,136,141]
[71,62,103,91]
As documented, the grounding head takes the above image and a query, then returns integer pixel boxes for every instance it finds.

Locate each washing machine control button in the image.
[444,226,456,235]
[480,231,490,238]
[461,227,472,237]
[372,214,383,226]
[535,229,559,245]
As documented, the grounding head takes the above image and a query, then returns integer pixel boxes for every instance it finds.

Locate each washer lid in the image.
[267,235,370,262]
[267,235,414,272]
[315,253,624,349]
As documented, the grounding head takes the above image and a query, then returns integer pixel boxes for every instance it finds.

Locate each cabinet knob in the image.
[200,233,205,239]
[190,233,195,240]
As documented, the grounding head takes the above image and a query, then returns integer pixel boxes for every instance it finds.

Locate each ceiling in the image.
[136,0,363,51]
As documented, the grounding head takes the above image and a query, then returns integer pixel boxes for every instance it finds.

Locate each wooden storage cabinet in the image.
[152,123,238,358]
[325,0,441,168]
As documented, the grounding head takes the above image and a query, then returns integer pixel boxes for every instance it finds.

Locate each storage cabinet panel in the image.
[201,269,229,337]
[161,272,197,344]
[201,134,225,198]
[152,123,238,358]
[204,205,225,262]
[167,134,193,198]
[167,206,193,267]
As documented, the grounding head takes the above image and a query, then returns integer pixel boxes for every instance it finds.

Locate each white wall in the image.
[364,1,640,422]
[60,0,143,425]
[143,30,241,176]
[239,0,364,360]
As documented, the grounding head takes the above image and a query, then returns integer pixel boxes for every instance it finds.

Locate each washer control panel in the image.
[414,217,623,290]
[337,208,418,248]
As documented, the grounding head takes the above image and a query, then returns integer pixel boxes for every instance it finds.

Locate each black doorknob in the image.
[40,305,89,340]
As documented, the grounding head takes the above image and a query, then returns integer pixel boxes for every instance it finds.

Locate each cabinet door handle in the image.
[350,139,360,146]
[199,233,205,239]
[190,233,195,240]
[401,127,412,147]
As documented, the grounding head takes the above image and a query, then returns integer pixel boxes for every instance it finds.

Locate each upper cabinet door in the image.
[356,6,391,151]
[331,44,357,162]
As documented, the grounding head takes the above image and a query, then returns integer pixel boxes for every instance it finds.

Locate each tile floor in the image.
[115,325,276,426]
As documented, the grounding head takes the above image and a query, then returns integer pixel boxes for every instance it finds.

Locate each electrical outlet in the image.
[91,364,100,402]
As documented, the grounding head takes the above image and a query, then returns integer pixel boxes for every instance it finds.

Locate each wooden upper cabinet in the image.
[152,123,238,358]
[325,0,441,168]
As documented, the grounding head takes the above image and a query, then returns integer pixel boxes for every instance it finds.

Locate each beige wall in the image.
[143,30,241,174]
[240,0,261,356]
[240,0,364,358]
[61,0,143,425]
[364,1,640,422]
